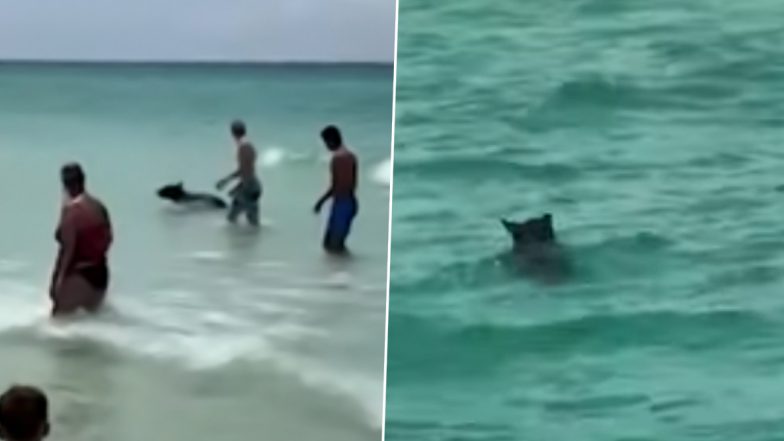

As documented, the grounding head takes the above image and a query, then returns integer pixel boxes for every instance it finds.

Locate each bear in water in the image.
[157,182,227,209]
[500,213,570,282]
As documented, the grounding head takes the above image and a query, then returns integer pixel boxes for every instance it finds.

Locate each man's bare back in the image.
[331,148,357,197]
[237,141,257,182]
[217,120,262,226]
[315,125,359,254]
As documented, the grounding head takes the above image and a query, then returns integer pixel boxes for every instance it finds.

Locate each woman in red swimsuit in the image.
[49,163,113,316]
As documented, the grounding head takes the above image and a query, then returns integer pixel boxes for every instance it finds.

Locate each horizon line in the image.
[0,58,394,67]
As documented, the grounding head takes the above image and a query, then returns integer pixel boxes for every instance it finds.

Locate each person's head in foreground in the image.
[230,120,247,141]
[60,162,86,199]
[0,386,49,441]
[321,125,343,152]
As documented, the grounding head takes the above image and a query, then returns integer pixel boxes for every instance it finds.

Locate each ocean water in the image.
[387,0,784,439]
[0,63,392,441]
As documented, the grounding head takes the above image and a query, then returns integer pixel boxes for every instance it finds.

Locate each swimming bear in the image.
[500,213,570,281]
[157,182,227,209]
[501,213,556,250]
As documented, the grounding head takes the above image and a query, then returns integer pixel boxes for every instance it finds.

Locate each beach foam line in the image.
[33,314,382,428]
[371,158,391,186]
[271,354,384,430]
[187,250,226,261]
[260,147,286,167]
[259,146,313,168]
[0,280,49,332]
[0,288,383,431]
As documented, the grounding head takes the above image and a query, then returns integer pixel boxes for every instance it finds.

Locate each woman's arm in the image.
[50,210,76,295]
[100,202,113,246]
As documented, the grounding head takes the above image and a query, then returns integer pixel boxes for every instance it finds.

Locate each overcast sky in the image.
[0,0,396,62]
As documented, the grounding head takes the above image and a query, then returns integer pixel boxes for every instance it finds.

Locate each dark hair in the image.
[0,385,48,441]
[320,125,343,150]
[230,120,247,139]
[60,162,85,192]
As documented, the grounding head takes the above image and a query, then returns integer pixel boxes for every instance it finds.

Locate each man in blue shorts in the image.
[314,125,358,254]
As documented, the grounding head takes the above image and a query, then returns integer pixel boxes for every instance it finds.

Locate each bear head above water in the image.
[157,182,186,202]
[500,213,556,250]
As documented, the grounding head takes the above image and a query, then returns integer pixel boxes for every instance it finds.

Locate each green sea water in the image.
[387,0,784,439]
[0,62,392,441]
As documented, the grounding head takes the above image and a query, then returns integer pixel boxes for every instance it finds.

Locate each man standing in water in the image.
[0,385,50,441]
[314,125,358,254]
[50,163,113,317]
[217,120,262,227]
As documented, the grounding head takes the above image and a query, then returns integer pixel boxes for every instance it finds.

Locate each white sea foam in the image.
[322,271,354,289]
[260,146,286,167]
[188,250,226,261]
[371,158,391,186]
[274,356,384,429]
[250,261,288,270]
[0,279,381,431]
[259,146,312,168]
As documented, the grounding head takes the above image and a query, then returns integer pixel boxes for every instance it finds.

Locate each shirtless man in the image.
[314,125,359,254]
[50,163,113,317]
[216,120,261,226]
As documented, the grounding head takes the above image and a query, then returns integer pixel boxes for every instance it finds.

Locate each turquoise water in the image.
[388,0,784,439]
[0,63,392,441]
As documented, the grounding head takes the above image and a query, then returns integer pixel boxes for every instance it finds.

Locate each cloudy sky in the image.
[0,0,396,62]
